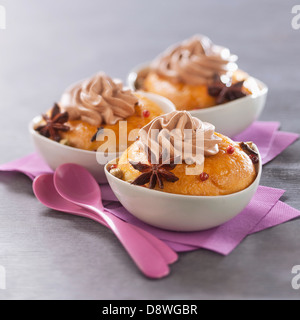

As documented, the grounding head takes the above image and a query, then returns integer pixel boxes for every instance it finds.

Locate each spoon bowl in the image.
[33,173,177,265]
[33,174,91,215]
[53,163,176,278]
[54,164,102,208]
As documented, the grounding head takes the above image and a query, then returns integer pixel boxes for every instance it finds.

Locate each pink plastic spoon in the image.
[53,164,172,279]
[33,174,177,265]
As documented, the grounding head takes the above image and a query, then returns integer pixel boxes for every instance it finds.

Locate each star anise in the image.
[129,150,179,189]
[35,103,70,142]
[239,142,259,164]
[208,78,247,104]
[239,142,258,156]
[90,127,104,142]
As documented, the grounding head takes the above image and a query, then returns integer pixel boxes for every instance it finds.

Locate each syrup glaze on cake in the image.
[113,111,257,196]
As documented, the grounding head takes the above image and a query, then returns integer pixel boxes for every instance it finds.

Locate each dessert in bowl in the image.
[105,111,262,231]
[128,35,268,137]
[29,72,175,183]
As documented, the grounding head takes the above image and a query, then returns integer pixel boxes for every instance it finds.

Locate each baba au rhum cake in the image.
[109,111,259,196]
[35,72,164,152]
[140,35,257,111]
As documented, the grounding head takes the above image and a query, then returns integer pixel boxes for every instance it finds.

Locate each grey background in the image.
[0,0,299,300]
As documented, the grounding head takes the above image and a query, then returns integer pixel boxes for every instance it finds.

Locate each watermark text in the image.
[292,5,300,30]
[291,265,300,290]
[95,122,206,175]
[0,265,6,290]
[0,5,6,30]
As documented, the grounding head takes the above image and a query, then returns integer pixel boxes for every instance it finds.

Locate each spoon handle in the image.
[83,208,177,265]
[85,204,170,279]
[130,225,178,264]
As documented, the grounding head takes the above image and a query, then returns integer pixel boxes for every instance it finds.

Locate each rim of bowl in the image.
[137,91,176,112]
[29,91,176,156]
[105,143,262,200]
[127,61,269,112]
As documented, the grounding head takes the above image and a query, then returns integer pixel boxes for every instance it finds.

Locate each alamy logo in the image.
[292,265,300,290]
[0,5,6,29]
[0,265,6,290]
[292,5,300,30]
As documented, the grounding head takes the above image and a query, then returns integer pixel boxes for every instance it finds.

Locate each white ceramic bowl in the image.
[29,92,176,183]
[105,144,262,231]
[127,63,268,138]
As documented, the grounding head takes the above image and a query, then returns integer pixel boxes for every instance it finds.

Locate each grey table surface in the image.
[0,0,299,300]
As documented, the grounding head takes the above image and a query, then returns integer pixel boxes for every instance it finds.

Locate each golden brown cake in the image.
[60,92,162,152]
[110,111,258,196]
[35,72,164,152]
[141,35,252,110]
[144,71,217,111]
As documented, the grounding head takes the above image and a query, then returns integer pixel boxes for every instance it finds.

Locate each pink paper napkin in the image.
[163,198,300,252]
[1,122,297,181]
[102,186,292,255]
[233,121,299,165]
[0,153,118,202]
[0,153,52,180]
[0,121,299,255]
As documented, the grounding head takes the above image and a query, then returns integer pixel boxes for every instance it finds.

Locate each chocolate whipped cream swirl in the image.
[152,35,238,86]
[138,111,221,165]
[59,72,138,126]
